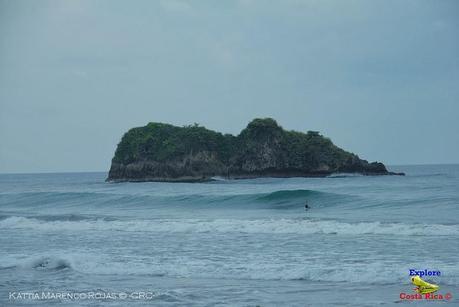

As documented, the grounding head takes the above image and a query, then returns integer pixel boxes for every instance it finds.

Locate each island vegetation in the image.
[108,118,403,182]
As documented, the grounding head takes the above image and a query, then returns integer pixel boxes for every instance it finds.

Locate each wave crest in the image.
[18,256,73,271]
[3,253,457,286]
[1,216,457,236]
[0,189,342,209]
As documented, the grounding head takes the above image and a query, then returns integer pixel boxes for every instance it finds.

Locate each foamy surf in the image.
[1,216,458,236]
[2,168,459,306]
[2,253,458,286]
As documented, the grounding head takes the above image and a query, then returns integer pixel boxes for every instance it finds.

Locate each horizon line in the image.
[1,163,458,175]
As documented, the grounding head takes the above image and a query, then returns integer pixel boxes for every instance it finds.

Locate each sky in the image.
[0,0,458,173]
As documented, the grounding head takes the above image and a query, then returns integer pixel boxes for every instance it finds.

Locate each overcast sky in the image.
[1,0,458,173]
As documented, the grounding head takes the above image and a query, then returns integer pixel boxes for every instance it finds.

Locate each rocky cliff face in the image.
[107,118,403,182]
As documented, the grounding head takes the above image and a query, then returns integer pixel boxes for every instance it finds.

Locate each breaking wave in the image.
[2,253,457,286]
[0,255,74,271]
[0,189,348,210]
[1,216,457,236]
[27,256,73,270]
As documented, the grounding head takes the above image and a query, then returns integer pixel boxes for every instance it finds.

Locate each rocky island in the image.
[107,118,403,182]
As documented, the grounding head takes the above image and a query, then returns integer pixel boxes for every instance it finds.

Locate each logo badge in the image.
[399,269,452,301]
[411,275,439,294]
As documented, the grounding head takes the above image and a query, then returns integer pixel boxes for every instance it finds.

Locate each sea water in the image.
[0,165,458,306]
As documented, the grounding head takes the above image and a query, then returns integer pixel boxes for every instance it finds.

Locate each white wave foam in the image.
[1,216,458,236]
[24,255,72,270]
[210,176,228,181]
[3,252,458,286]
[1,253,97,272]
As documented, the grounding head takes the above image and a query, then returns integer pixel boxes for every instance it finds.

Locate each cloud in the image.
[159,0,193,13]
[71,70,88,78]
[1,0,458,172]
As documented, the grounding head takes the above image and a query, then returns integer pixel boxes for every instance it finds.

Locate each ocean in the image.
[1,165,458,306]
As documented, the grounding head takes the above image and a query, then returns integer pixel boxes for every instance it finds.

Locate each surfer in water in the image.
[304,201,310,210]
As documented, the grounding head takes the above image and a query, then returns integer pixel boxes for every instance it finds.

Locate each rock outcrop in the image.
[107,118,403,182]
